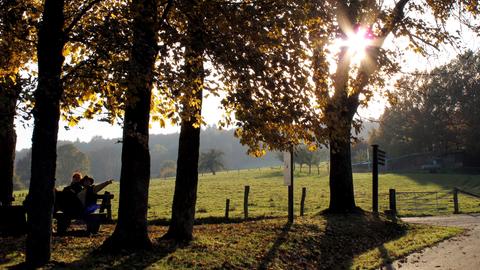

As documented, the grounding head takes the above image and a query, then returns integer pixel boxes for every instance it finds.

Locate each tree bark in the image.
[164,5,205,242]
[0,76,20,207]
[102,0,158,251]
[25,0,65,267]
[328,127,357,212]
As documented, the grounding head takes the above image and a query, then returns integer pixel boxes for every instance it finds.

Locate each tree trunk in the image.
[102,0,158,251]
[0,76,20,207]
[164,6,205,242]
[327,125,357,213]
[308,164,312,175]
[25,0,65,267]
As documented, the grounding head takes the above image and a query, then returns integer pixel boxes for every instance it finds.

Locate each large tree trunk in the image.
[328,127,356,212]
[25,0,65,267]
[165,115,202,241]
[101,0,158,251]
[164,5,204,242]
[0,76,20,207]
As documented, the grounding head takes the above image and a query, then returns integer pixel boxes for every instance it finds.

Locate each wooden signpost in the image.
[372,145,386,213]
[284,148,294,223]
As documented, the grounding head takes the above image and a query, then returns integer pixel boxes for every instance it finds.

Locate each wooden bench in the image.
[54,191,114,234]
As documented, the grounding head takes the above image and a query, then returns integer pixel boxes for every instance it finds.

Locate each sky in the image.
[14,9,480,151]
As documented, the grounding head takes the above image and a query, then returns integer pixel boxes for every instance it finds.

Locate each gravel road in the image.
[384,214,480,270]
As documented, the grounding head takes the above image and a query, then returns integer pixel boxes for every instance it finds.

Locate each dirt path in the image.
[385,214,480,270]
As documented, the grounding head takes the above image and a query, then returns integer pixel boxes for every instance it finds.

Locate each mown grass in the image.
[13,166,480,218]
[0,213,463,269]
[137,167,480,219]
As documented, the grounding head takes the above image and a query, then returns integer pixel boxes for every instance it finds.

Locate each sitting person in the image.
[77,176,113,215]
[55,172,85,217]
[63,172,84,193]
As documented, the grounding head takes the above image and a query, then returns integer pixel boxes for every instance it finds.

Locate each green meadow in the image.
[77,167,480,219]
[14,166,480,219]
[7,167,479,269]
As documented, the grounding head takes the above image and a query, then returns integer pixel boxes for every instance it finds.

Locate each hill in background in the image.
[15,126,280,182]
[15,121,378,184]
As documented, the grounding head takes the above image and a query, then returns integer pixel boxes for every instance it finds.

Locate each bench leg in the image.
[86,220,100,234]
[57,217,71,234]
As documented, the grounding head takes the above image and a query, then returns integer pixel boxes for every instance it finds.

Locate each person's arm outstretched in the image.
[92,179,113,193]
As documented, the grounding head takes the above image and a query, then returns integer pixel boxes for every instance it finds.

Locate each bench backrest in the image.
[97,191,114,221]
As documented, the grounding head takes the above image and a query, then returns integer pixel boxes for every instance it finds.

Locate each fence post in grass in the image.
[225,199,230,219]
[453,187,459,214]
[372,145,379,213]
[300,187,307,216]
[389,189,397,215]
[288,147,294,223]
[104,191,113,221]
[244,185,250,219]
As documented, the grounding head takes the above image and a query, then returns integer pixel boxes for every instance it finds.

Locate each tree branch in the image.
[160,0,174,28]
[379,0,410,38]
[64,0,102,39]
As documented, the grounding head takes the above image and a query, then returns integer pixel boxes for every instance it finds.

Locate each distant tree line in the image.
[15,144,89,188]
[14,127,281,187]
[370,51,480,166]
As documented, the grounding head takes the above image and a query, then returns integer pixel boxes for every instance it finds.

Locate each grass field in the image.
[13,166,480,219]
[145,167,480,219]
[0,213,462,269]
[6,167,477,269]
[16,167,480,220]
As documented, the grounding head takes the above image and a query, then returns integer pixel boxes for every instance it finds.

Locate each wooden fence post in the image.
[389,189,397,215]
[372,145,379,213]
[453,188,459,214]
[103,191,113,221]
[288,147,294,223]
[225,199,230,219]
[244,186,250,219]
[300,187,307,216]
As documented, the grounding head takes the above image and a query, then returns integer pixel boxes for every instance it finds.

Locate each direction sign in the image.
[283,151,292,186]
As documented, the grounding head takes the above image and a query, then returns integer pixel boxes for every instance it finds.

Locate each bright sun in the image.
[333,27,373,63]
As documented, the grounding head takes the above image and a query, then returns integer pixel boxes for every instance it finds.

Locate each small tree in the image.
[0,0,38,207]
[296,146,325,175]
[199,149,225,175]
[55,144,90,185]
[159,160,176,179]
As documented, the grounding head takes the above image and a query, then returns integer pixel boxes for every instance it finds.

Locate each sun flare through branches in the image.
[333,26,374,64]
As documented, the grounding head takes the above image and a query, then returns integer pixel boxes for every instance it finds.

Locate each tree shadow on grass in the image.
[255,211,408,269]
[0,235,25,267]
[378,245,395,270]
[388,173,480,192]
[49,239,178,269]
[257,222,292,270]
[319,212,407,269]
[149,215,278,226]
